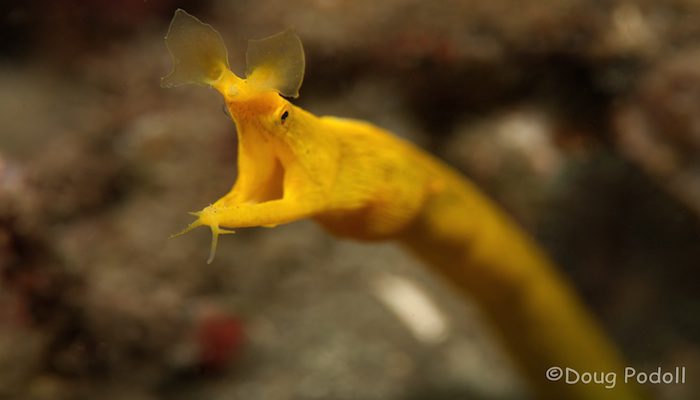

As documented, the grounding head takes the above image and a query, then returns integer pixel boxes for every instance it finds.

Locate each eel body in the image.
[162,9,643,399]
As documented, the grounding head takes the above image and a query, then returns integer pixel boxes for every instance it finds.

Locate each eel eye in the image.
[280,110,289,124]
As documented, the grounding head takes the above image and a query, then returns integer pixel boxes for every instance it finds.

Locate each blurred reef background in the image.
[0,1,699,399]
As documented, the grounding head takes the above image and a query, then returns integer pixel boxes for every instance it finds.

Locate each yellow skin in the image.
[163,10,644,399]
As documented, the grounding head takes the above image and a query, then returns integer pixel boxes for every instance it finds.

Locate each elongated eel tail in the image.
[398,177,645,400]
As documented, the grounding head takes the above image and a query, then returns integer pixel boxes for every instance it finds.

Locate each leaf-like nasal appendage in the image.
[246,30,306,98]
[161,9,230,88]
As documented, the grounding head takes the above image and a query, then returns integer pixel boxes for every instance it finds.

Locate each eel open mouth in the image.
[242,157,285,204]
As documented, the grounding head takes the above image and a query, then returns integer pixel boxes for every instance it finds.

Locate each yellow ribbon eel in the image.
[162,9,645,399]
